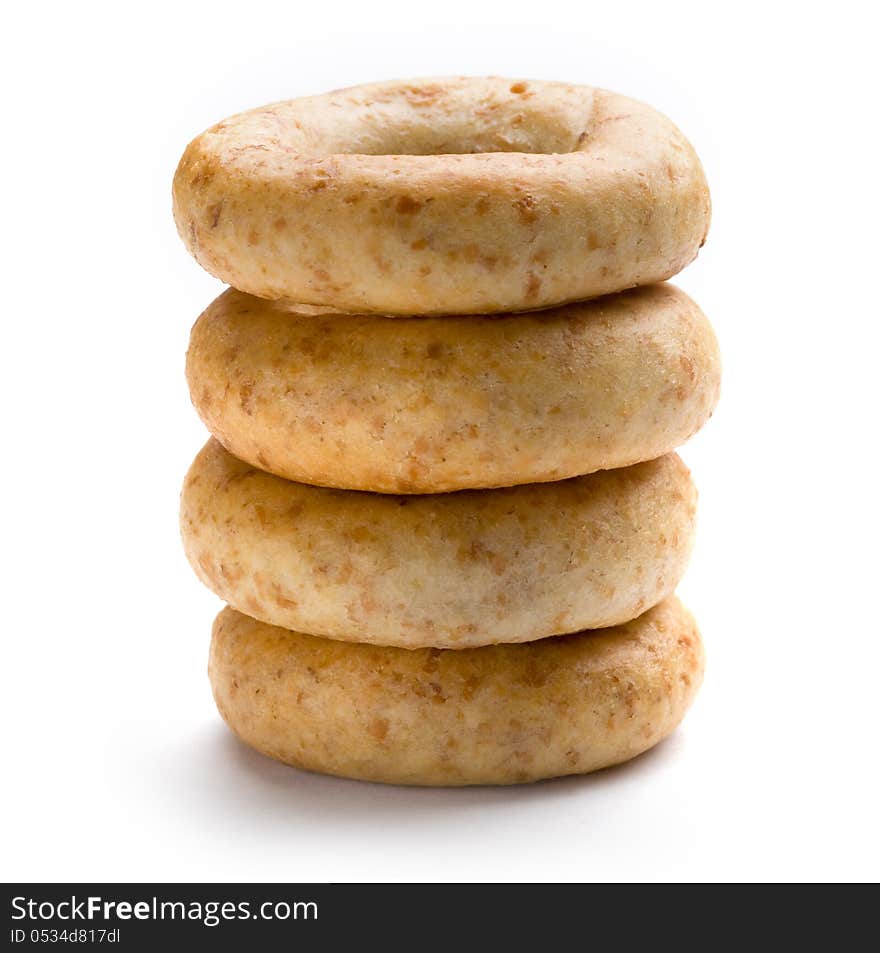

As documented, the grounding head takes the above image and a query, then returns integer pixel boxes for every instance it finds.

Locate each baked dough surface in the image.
[173,77,710,314]
[181,441,697,648]
[209,597,704,785]
[187,282,720,492]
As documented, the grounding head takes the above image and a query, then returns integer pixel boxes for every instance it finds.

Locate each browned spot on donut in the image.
[208,203,223,228]
[273,217,287,231]
[680,355,696,380]
[419,265,432,276]
[303,416,322,434]
[313,268,331,282]
[586,231,601,250]
[219,562,242,585]
[525,272,542,299]
[253,504,268,527]
[405,84,444,104]
[255,450,269,469]
[410,680,427,699]
[514,194,538,223]
[271,583,298,611]
[369,718,389,740]
[421,649,442,674]
[247,228,260,246]
[348,525,374,544]
[410,238,428,250]
[396,195,422,214]
[343,194,362,205]
[510,81,528,94]
[475,197,491,215]
[190,169,215,190]
[369,415,386,435]
[239,380,255,414]
[425,341,445,360]
[411,436,432,457]
[458,540,508,575]
[463,243,481,263]
[519,661,548,688]
[460,676,483,701]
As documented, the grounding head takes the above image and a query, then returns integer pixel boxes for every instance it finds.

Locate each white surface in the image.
[3,0,878,883]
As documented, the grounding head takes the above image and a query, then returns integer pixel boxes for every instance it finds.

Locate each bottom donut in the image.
[209,598,704,786]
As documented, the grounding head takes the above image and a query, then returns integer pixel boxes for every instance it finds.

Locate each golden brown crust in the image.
[209,598,705,785]
[173,77,710,314]
[181,441,697,648]
[187,283,720,493]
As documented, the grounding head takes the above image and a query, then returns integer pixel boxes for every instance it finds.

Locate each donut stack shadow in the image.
[173,78,720,786]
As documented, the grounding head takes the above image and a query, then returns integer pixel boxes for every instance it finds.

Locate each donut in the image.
[209,597,704,785]
[173,77,710,315]
[181,441,696,649]
[187,283,720,493]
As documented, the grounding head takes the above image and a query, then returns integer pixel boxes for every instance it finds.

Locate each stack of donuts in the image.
[173,77,720,786]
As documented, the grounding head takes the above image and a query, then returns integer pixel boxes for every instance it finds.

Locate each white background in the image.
[3,0,878,883]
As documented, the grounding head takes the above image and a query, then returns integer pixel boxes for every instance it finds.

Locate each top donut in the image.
[173,77,710,315]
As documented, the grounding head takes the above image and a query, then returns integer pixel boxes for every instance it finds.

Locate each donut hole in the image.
[301,80,594,156]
